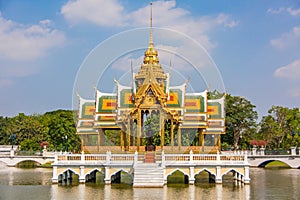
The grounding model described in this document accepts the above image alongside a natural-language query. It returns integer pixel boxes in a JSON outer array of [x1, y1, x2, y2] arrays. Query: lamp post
[[10, 134, 16, 157], [62, 136, 68, 152], [290, 129, 298, 156], [291, 130, 296, 147], [65, 136, 68, 152], [10, 134, 16, 149]]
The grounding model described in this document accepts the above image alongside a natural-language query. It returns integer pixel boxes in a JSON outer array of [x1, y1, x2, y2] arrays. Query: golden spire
[[149, 2, 153, 47], [143, 2, 159, 65]]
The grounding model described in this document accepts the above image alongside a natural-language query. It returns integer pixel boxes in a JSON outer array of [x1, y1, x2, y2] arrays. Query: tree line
[[0, 94, 299, 151], [0, 110, 81, 152], [221, 94, 300, 150]]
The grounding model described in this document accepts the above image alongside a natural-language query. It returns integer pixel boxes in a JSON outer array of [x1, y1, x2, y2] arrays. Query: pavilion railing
[[54, 151, 248, 166]]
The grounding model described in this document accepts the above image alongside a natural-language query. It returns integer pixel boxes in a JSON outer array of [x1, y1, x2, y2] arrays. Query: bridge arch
[[111, 169, 133, 184], [166, 169, 189, 184], [58, 168, 80, 184], [221, 168, 244, 177], [195, 168, 216, 177], [257, 159, 291, 168], [15, 160, 42, 167], [166, 168, 189, 178], [85, 168, 105, 183], [85, 168, 105, 177], [110, 168, 132, 177], [194, 168, 216, 183], [58, 168, 80, 177]]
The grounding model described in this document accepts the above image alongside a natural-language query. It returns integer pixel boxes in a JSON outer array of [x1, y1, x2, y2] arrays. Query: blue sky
[[0, 0, 300, 118]]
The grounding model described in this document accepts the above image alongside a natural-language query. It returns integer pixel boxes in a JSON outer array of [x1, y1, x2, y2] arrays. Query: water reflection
[[0, 167, 299, 200]]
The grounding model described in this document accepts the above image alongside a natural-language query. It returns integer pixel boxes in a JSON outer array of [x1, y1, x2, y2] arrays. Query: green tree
[[144, 113, 160, 146], [0, 116, 10, 145], [224, 94, 258, 150], [143, 113, 171, 146], [45, 110, 81, 152], [7, 113, 48, 150], [259, 106, 300, 149]]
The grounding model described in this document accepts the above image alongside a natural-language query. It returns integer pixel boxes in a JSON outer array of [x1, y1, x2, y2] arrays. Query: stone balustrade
[[53, 150, 248, 166]]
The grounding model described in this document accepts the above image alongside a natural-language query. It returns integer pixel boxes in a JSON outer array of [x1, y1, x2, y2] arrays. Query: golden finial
[[143, 2, 159, 65], [149, 2, 153, 47]]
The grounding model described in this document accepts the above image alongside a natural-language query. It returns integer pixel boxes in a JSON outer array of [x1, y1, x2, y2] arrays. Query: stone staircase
[[133, 162, 164, 187]]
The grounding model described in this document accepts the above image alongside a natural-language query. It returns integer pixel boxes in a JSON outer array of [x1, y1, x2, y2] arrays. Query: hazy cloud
[[61, 0, 125, 26], [288, 88, 300, 97], [287, 7, 300, 16], [270, 26, 300, 49], [0, 14, 65, 61], [267, 7, 300, 16], [0, 13, 65, 88], [61, 0, 238, 51], [274, 59, 300, 79], [267, 7, 286, 14]]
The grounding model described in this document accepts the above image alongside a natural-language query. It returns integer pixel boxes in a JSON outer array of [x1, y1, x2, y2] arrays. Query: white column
[[134, 151, 138, 167], [244, 151, 249, 164], [106, 151, 111, 165], [79, 166, 85, 183], [163, 168, 167, 185], [161, 150, 167, 184], [161, 150, 165, 167], [243, 166, 250, 184], [189, 150, 193, 164], [234, 172, 238, 180], [215, 166, 222, 183], [104, 167, 111, 184], [52, 166, 58, 183], [81, 151, 85, 164], [10, 149, 14, 157], [291, 147, 296, 156], [238, 173, 242, 182], [54, 153, 58, 164], [189, 166, 195, 184], [216, 151, 220, 164]]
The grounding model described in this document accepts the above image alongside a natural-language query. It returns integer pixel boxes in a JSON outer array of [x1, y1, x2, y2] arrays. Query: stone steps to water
[[133, 163, 164, 187]]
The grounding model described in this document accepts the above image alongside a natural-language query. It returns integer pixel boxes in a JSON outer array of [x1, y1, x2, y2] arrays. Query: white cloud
[[0, 14, 65, 61], [0, 13, 65, 88], [288, 88, 300, 97], [274, 59, 300, 79], [129, 2, 238, 51], [270, 26, 300, 49], [61, 0, 238, 51], [286, 7, 300, 16], [61, 0, 125, 26], [267, 7, 300, 16], [111, 53, 143, 71], [267, 7, 285, 14]]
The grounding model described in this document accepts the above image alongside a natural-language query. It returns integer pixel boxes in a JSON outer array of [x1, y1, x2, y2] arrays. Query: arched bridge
[[0, 155, 54, 167], [248, 155, 300, 168]]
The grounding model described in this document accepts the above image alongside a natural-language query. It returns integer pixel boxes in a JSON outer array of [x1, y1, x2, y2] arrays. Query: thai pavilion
[[76, 10, 225, 153]]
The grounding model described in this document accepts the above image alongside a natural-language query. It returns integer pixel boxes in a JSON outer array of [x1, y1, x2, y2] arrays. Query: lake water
[[0, 166, 299, 200]]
